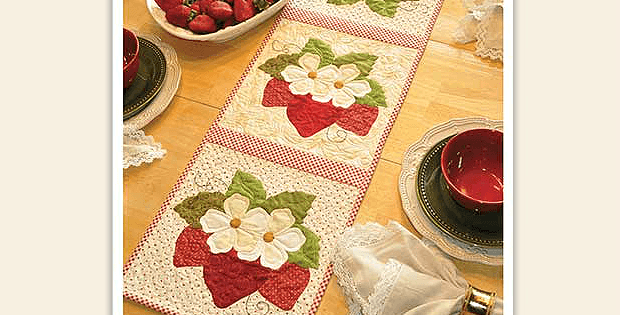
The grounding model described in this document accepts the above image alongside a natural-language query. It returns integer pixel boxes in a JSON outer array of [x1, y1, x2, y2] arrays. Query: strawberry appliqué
[[173, 226, 310, 309], [262, 78, 379, 137]]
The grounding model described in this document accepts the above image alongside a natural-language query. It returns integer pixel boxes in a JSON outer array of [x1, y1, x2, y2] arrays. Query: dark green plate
[[123, 37, 166, 120], [416, 136, 503, 247]]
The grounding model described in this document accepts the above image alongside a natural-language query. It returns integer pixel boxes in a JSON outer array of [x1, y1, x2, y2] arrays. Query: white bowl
[[146, 0, 288, 43]]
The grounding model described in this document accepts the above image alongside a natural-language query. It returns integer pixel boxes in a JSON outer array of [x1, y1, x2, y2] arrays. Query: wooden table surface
[[123, 0, 504, 314]]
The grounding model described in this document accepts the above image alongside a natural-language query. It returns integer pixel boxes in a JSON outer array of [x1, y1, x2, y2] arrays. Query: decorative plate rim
[[398, 117, 504, 265], [123, 32, 181, 132], [123, 37, 167, 121]]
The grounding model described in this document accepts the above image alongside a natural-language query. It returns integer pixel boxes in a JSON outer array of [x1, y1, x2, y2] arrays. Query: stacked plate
[[123, 32, 181, 131], [398, 117, 504, 265]]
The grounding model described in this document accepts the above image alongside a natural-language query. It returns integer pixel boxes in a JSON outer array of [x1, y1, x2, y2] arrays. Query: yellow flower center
[[263, 232, 275, 243], [334, 80, 345, 89], [307, 71, 318, 79], [229, 218, 241, 228]]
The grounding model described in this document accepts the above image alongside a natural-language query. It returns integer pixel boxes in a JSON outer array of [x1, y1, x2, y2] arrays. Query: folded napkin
[[453, 0, 503, 62], [332, 221, 503, 315]]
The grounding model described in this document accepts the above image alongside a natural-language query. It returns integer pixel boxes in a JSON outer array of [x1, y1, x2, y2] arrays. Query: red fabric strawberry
[[207, 1, 233, 20], [189, 14, 217, 33], [286, 94, 344, 137], [262, 78, 295, 107], [202, 250, 274, 308], [173, 226, 212, 267], [259, 262, 310, 310], [155, 0, 183, 12], [166, 5, 194, 28], [336, 103, 379, 136], [233, 0, 256, 22]]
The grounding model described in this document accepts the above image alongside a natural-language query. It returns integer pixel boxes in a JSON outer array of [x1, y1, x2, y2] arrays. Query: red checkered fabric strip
[[206, 125, 372, 190], [307, 263, 335, 315], [280, 6, 427, 50], [124, 292, 183, 315]]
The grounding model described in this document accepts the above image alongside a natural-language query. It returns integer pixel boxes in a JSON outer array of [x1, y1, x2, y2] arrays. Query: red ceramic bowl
[[440, 128, 503, 212], [123, 28, 140, 89]]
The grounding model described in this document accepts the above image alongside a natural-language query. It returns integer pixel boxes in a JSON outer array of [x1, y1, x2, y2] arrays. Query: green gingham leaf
[[355, 78, 387, 107], [259, 191, 316, 224], [287, 224, 320, 269], [365, 0, 400, 17], [173, 192, 226, 229], [300, 38, 335, 68], [332, 53, 379, 77], [225, 171, 267, 208], [257, 53, 302, 80]]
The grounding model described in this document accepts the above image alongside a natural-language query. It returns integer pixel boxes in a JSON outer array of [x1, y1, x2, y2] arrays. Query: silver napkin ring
[[460, 285, 496, 315]]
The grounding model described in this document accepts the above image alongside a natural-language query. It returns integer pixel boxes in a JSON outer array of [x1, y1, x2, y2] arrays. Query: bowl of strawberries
[[147, 0, 287, 42]]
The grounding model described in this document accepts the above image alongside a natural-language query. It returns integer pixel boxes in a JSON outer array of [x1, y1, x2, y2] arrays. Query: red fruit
[[173, 226, 212, 267], [189, 14, 217, 33], [207, 1, 233, 20], [190, 2, 200, 11], [155, 0, 183, 12], [259, 263, 310, 310], [286, 94, 344, 137], [223, 0, 234, 4], [202, 250, 274, 308], [262, 78, 295, 107], [233, 0, 256, 22], [166, 5, 193, 28], [196, 0, 215, 14], [336, 103, 379, 136], [222, 17, 235, 28]]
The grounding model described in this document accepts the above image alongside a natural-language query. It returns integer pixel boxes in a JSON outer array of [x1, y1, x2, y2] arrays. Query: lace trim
[[123, 129, 166, 168], [367, 259, 403, 315], [332, 222, 403, 315]]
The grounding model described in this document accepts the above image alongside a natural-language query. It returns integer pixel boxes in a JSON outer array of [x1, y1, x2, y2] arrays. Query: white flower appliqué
[[281, 54, 372, 109], [200, 193, 269, 255], [237, 208, 307, 270], [281, 53, 339, 99], [312, 64, 372, 108]]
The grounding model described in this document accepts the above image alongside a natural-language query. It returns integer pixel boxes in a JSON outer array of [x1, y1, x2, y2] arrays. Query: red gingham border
[[124, 0, 445, 313], [280, 6, 427, 50], [206, 125, 371, 190]]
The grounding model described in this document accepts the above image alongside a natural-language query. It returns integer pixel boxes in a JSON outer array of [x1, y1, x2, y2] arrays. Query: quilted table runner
[[123, 0, 444, 314]]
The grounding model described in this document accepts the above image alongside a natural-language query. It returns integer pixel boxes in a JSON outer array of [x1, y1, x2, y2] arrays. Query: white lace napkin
[[123, 126, 166, 169], [332, 221, 503, 315], [453, 0, 503, 62]]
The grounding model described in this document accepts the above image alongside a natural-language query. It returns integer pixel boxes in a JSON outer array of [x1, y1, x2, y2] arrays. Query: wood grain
[[123, 0, 504, 313]]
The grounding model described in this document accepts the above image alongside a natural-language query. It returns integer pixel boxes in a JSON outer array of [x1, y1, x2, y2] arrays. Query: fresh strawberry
[[202, 250, 274, 308], [259, 262, 310, 310], [173, 226, 212, 267], [195, 0, 214, 14], [165, 5, 194, 28], [286, 94, 344, 137], [233, 0, 256, 22], [207, 1, 233, 20], [190, 1, 200, 11], [336, 103, 379, 136], [222, 16, 236, 28], [189, 14, 218, 33], [262, 78, 294, 107], [155, 0, 183, 12]]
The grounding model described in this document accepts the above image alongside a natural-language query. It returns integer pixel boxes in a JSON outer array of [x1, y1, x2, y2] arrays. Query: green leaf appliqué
[[287, 224, 320, 269], [173, 192, 226, 229], [257, 53, 301, 80], [225, 171, 267, 208], [355, 78, 387, 107], [300, 38, 335, 68], [365, 0, 400, 17], [259, 191, 316, 224], [333, 53, 378, 77]]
